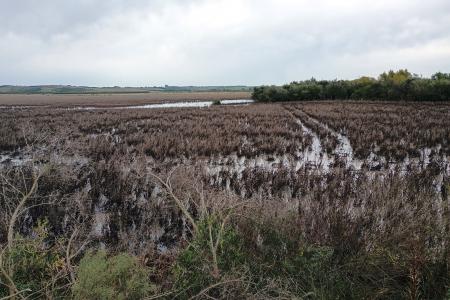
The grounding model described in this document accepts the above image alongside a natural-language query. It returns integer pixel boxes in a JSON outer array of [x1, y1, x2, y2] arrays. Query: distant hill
[[0, 85, 252, 94]]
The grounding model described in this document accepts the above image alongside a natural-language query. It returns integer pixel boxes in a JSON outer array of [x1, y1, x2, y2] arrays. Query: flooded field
[[1, 101, 449, 172], [1, 100, 449, 297], [1, 101, 448, 194], [70, 99, 254, 110]]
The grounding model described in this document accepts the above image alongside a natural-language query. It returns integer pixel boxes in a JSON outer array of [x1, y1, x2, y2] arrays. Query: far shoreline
[[0, 91, 252, 107]]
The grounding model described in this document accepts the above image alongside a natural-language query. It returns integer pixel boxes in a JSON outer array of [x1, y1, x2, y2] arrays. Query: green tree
[[431, 72, 450, 80]]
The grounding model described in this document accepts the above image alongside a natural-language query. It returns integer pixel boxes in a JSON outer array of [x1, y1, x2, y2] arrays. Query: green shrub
[[173, 217, 352, 298], [72, 251, 154, 300], [239, 220, 348, 298], [0, 220, 67, 299], [173, 217, 245, 298]]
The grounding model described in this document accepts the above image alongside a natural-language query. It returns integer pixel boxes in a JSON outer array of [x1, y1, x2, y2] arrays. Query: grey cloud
[[0, 0, 191, 37], [0, 0, 449, 85]]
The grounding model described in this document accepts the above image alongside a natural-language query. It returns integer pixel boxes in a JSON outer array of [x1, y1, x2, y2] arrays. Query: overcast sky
[[1, 0, 450, 86]]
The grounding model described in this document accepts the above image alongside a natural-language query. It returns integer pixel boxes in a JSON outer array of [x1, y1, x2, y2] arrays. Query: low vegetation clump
[[72, 251, 155, 300], [0, 221, 69, 299]]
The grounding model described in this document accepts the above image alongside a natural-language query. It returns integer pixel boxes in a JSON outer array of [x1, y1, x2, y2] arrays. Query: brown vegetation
[[0, 91, 251, 107], [0, 104, 306, 159], [290, 101, 450, 159]]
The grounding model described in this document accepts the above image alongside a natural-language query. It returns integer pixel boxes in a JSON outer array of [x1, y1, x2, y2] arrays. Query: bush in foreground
[[0, 221, 68, 299], [72, 251, 155, 300]]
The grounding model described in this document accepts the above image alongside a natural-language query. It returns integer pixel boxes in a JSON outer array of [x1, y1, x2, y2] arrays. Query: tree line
[[252, 70, 450, 102]]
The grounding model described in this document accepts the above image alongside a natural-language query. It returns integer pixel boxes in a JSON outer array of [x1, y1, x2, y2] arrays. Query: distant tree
[[431, 72, 450, 80], [379, 69, 412, 84], [252, 70, 450, 102]]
